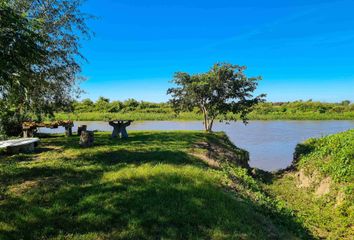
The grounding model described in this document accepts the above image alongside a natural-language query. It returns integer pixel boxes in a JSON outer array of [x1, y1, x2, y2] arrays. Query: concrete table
[[108, 120, 133, 138], [0, 138, 40, 154]]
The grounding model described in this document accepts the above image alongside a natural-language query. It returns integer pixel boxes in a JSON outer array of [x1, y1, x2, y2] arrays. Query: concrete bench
[[0, 138, 40, 154]]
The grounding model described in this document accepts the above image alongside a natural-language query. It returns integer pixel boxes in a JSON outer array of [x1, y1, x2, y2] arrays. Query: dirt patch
[[190, 152, 220, 169], [315, 177, 331, 196], [295, 169, 332, 196], [8, 180, 40, 195], [296, 169, 313, 188], [295, 169, 322, 188], [335, 191, 346, 207], [8, 177, 63, 196]]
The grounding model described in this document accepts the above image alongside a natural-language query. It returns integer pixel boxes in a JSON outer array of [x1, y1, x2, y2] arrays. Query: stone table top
[[0, 138, 40, 148]]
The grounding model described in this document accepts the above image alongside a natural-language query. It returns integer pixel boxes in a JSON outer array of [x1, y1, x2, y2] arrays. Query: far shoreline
[[49, 111, 354, 122]]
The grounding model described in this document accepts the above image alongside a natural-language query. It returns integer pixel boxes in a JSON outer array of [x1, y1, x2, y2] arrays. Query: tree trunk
[[207, 119, 214, 132]]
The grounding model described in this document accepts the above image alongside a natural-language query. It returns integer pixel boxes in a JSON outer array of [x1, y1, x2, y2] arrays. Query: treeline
[[252, 100, 353, 115], [71, 97, 353, 114], [53, 97, 354, 121], [71, 97, 170, 113]]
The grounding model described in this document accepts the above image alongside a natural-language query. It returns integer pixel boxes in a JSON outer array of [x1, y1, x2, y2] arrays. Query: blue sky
[[79, 0, 354, 102]]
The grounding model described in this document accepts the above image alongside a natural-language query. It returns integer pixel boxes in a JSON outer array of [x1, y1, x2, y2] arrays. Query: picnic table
[[22, 120, 74, 137], [0, 138, 40, 154], [108, 120, 133, 138]]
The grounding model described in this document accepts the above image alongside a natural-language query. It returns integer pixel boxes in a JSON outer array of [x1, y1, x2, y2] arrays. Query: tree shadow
[[40, 131, 207, 150], [0, 166, 314, 239], [74, 149, 210, 168], [0, 131, 315, 239]]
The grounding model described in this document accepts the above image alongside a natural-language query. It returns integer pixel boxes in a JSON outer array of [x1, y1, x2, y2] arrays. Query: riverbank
[[263, 129, 354, 239], [52, 111, 354, 121], [0, 131, 311, 239]]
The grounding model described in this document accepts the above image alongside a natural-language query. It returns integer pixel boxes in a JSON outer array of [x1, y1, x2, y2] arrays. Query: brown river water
[[38, 120, 354, 171]]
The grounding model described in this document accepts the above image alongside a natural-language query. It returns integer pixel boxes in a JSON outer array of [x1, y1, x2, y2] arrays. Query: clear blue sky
[[79, 0, 354, 103]]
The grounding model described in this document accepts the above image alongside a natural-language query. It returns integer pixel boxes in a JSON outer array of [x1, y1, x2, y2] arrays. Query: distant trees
[[109, 101, 124, 113], [341, 100, 351, 106], [71, 97, 165, 113], [124, 99, 139, 111], [167, 63, 266, 132], [95, 97, 110, 112], [60, 97, 353, 122], [0, 0, 92, 136]]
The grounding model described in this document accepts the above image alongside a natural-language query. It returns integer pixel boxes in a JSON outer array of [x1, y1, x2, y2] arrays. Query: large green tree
[[0, 0, 92, 136], [167, 63, 266, 132], [0, 3, 48, 136]]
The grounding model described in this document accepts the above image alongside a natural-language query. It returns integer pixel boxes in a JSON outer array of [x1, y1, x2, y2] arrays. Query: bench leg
[[23, 129, 34, 138], [65, 127, 72, 137], [111, 127, 121, 138], [121, 127, 128, 138]]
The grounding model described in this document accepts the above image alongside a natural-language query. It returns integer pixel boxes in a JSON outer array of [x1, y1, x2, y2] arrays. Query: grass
[[0, 131, 312, 239], [294, 129, 354, 182], [264, 129, 354, 239], [52, 111, 354, 121]]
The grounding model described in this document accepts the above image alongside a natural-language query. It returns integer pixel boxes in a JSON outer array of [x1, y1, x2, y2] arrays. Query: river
[[38, 120, 354, 171]]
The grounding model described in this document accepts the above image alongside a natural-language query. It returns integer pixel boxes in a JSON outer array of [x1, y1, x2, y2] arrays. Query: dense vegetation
[[295, 129, 354, 182], [0, 131, 312, 239], [265, 129, 354, 239], [52, 98, 354, 121]]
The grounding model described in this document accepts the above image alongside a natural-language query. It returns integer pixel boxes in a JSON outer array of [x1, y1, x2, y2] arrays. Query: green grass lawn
[[0, 131, 310, 239]]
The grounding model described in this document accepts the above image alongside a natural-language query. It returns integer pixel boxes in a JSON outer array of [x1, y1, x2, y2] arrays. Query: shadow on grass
[[75, 149, 209, 168], [0, 167, 313, 239], [41, 131, 207, 150], [0, 131, 314, 239]]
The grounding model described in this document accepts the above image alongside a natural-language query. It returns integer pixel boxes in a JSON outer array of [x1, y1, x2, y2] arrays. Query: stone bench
[[0, 138, 40, 154]]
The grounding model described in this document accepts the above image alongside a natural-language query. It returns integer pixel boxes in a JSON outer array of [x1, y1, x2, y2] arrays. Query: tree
[[73, 98, 94, 112], [95, 97, 110, 112], [0, 0, 92, 136], [108, 101, 123, 113], [167, 63, 266, 132], [341, 100, 351, 106], [0, 3, 48, 136], [124, 98, 139, 110]]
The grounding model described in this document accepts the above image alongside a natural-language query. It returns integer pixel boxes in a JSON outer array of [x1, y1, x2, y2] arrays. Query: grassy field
[[264, 129, 354, 239], [0, 131, 312, 239], [53, 111, 354, 121]]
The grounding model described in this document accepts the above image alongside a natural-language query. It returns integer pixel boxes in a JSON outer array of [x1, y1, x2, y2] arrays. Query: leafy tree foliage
[[167, 63, 266, 131], [341, 100, 351, 106], [108, 101, 124, 113], [124, 98, 140, 111], [0, 3, 47, 136], [0, 0, 92, 136], [95, 96, 110, 112]]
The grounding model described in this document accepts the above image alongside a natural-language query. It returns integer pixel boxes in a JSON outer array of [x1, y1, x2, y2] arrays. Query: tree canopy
[[0, 0, 92, 136], [167, 63, 266, 131]]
